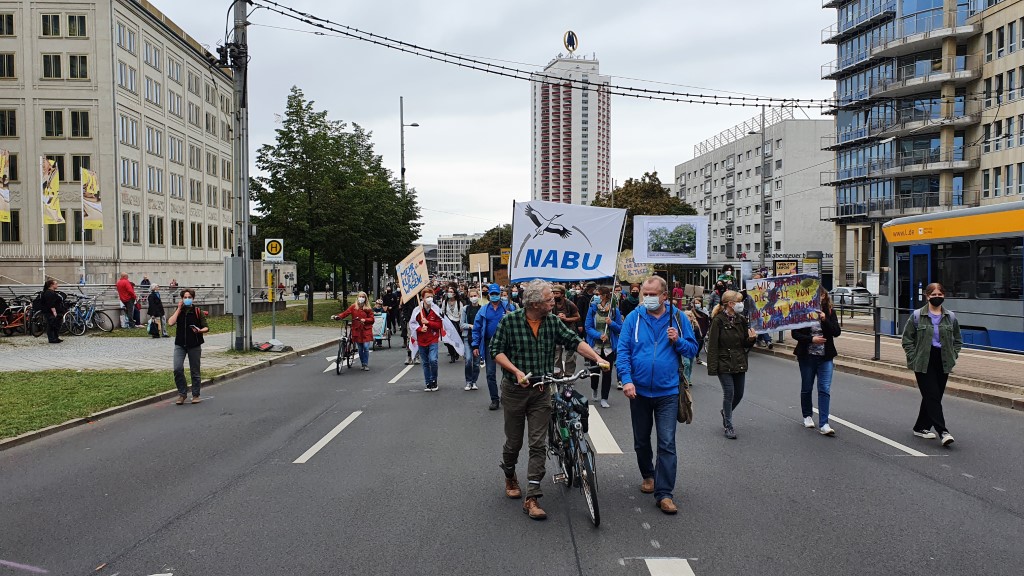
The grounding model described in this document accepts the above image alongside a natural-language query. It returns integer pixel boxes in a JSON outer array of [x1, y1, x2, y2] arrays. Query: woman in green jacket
[[707, 290, 756, 439], [901, 282, 962, 447]]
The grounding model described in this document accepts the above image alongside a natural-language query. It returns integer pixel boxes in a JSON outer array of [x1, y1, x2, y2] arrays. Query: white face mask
[[733, 302, 745, 314], [357, 297, 366, 304], [447, 292, 454, 298], [424, 297, 433, 307], [469, 296, 479, 305], [642, 295, 661, 311]]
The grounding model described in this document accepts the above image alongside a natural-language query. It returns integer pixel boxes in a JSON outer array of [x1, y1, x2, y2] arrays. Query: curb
[[0, 339, 339, 452], [752, 346, 1024, 412]]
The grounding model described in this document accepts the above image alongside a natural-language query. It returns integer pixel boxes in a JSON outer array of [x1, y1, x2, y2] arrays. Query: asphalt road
[[2, 343, 1022, 576]]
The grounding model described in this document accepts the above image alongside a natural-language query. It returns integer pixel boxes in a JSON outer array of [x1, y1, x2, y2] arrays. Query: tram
[[880, 202, 1024, 352]]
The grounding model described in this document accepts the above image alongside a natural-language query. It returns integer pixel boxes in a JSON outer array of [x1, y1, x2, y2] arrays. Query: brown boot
[[657, 498, 678, 515], [640, 478, 655, 494], [175, 395, 186, 405], [504, 475, 522, 499], [522, 496, 547, 520]]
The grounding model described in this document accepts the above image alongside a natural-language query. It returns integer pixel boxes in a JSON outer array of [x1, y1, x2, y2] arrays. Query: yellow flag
[[41, 157, 64, 225], [0, 149, 10, 223], [81, 168, 103, 230]]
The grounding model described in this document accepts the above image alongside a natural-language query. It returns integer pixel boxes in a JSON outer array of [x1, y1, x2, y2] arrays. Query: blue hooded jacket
[[471, 299, 515, 359], [616, 304, 699, 398], [584, 301, 622, 350]]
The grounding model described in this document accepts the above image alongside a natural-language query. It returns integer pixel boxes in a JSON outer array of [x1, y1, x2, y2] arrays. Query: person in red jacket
[[410, 288, 444, 391], [333, 291, 375, 371], [115, 272, 138, 328]]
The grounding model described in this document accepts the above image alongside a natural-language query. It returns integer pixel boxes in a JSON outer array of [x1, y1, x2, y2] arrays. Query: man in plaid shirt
[[490, 278, 609, 520]]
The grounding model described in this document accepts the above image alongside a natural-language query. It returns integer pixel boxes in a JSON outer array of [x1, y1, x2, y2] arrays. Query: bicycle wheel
[[578, 435, 600, 527], [336, 338, 345, 375], [547, 415, 573, 487], [60, 312, 74, 335], [93, 311, 114, 332], [30, 311, 47, 338], [70, 315, 87, 336], [344, 341, 356, 368]]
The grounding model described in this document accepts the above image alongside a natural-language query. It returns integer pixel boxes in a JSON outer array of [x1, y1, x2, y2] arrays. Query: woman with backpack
[[791, 290, 841, 436], [706, 290, 756, 439], [168, 288, 209, 404], [901, 282, 961, 446]]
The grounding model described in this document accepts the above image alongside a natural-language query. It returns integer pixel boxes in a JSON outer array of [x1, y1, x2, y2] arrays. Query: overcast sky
[[160, 0, 835, 245]]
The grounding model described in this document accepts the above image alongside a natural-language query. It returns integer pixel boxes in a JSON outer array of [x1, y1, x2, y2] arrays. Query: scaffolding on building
[[694, 104, 796, 157]]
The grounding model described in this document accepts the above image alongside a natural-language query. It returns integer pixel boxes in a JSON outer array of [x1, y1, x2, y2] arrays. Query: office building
[[436, 233, 482, 278], [0, 0, 235, 286], [674, 108, 835, 278], [531, 55, 611, 205]]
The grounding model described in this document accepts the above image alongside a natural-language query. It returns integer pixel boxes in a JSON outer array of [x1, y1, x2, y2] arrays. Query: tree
[[461, 223, 512, 269], [252, 87, 421, 320], [588, 171, 697, 250]]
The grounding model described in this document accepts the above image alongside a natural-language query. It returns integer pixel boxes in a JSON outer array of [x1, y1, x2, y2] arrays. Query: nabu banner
[[510, 200, 625, 283]]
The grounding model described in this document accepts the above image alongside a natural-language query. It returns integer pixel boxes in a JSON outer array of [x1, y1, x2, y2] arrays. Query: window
[[1020, 163, 1024, 195], [144, 77, 162, 105], [70, 155, 89, 181], [0, 14, 13, 36], [146, 166, 163, 194], [70, 110, 89, 138], [223, 227, 233, 250], [205, 83, 216, 105], [41, 14, 60, 37], [42, 54, 61, 79], [0, 109, 15, 137], [67, 14, 86, 37], [7, 153, 17, 180], [997, 26, 1006, 59], [190, 221, 203, 248], [775, 159, 782, 170], [1011, 22, 1018, 54], [206, 152, 218, 176], [221, 188, 232, 210], [116, 23, 136, 53], [207, 183, 217, 206], [43, 109, 62, 137], [1009, 69, 1017, 101], [170, 219, 185, 247], [994, 166, 1002, 197], [775, 180, 782, 190], [207, 224, 218, 249], [168, 135, 183, 164], [188, 144, 201, 170], [45, 154, 64, 181], [187, 102, 201, 127], [983, 124, 991, 153], [187, 71, 200, 95], [986, 31, 994, 61], [118, 115, 138, 146], [119, 157, 138, 188], [205, 112, 216, 136], [167, 58, 181, 83], [145, 127, 163, 156], [982, 169, 991, 198], [169, 173, 184, 199], [1006, 164, 1015, 197], [774, 221, 782, 231], [148, 215, 164, 245], [168, 90, 182, 117], [189, 178, 202, 203], [69, 55, 87, 79], [117, 61, 137, 92], [0, 53, 13, 78], [143, 41, 161, 71], [976, 238, 1022, 299], [46, 210, 67, 242], [774, 200, 782, 210], [221, 159, 231, 180], [0, 209, 19, 241], [1007, 117, 1016, 149], [73, 210, 93, 242]]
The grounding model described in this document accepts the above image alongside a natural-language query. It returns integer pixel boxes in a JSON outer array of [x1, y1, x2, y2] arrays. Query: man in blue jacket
[[473, 283, 516, 410], [617, 275, 699, 515]]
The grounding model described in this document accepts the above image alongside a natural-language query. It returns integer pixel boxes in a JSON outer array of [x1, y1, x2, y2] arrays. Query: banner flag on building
[[81, 168, 103, 230], [632, 215, 709, 264], [395, 245, 429, 304], [745, 273, 823, 334], [41, 157, 64, 225], [0, 149, 10, 223], [510, 200, 625, 283]]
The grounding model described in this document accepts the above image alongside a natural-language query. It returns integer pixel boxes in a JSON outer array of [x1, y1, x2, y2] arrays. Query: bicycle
[[525, 367, 603, 527], [0, 296, 32, 336], [332, 320, 358, 375], [66, 296, 114, 335]]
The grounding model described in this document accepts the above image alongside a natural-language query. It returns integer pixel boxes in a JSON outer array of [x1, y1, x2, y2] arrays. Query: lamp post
[[749, 105, 768, 270], [399, 96, 419, 196]]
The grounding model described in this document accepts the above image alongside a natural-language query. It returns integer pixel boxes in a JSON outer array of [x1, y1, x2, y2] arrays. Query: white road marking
[[586, 406, 622, 454], [388, 364, 416, 384], [645, 558, 696, 576], [813, 409, 927, 457], [293, 411, 363, 464]]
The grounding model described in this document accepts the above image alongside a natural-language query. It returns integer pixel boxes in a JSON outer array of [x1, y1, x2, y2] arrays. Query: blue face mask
[[500, 297, 509, 304], [183, 298, 193, 306], [490, 294, 500, 302], [591, 295, 601, 306]]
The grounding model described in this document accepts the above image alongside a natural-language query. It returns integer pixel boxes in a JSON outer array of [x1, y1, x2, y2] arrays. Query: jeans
[[485, 349, 499, 402], [501, 377, 552, 498], [419, 342, 439, 385], [914, 347, 949, 435], [757, 332, 773, 346], [173, 345, 202, 397], [682, 356, 693, 384], [122, 299, 136, 327], [629, 393, 679, 501], [589, 349, 616, 400], [357, 341, 371, 367], [463, 336, 480, 385], [717, 372, 746, 428], [799, 355, 833, 427]]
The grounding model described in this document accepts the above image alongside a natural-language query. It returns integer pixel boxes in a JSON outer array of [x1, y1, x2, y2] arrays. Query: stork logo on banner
[[515, 204, 593, 268]]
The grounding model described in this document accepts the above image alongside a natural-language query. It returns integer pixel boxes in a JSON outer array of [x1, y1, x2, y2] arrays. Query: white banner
[[510, 200, 625, 283], [395, 246, 429, 304], [632, 215, 709, 264]]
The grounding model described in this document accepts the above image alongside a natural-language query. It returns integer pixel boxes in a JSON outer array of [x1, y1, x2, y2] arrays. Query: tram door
[[909, 245, 932, 309]]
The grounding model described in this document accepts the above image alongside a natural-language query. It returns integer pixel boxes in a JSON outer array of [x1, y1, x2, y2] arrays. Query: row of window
[[927, 238, 1022, 300], [983, 18, 1024, 62], [981, 163, 1024, 198], [0, 13, 89, 38], [0, 53, 90, 80], [981, 114, 1024, 153], [982, 66, 1024, 109], [712, 243, 763, 256]]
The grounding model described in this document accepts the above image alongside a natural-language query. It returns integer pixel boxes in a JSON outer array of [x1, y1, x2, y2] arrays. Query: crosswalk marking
[[645, 558, 696, 576], [587, 405, 623, 454]]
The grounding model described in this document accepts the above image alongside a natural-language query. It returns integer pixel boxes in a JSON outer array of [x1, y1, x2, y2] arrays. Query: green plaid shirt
[[489, 309, 582, 379]]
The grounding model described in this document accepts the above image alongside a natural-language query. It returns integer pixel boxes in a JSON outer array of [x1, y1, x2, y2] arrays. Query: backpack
[[910, 308, 955, 330]]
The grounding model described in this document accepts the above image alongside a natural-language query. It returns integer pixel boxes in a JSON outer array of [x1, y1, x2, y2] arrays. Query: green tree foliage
[[461, 223, 512, 269], [251, 86, 421, 320], [588, 171, 697, 249]]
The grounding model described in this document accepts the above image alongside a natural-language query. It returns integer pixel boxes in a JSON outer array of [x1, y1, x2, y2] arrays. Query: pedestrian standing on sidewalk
[[41, 279, 64, 344], [460, 288, 482, 391], [333, 291, 375, 371], [167, 289, 209, 405], [902, 282, 961, 446], [585, 285, 622, 407], [147, 284, 169, 338], [706, 290, 756, 439], [792, 290, 841, 436], [116, 272, 138, 328]]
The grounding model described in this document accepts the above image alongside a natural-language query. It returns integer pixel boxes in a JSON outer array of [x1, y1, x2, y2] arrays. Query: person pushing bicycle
[[488, 279, 609, 521]]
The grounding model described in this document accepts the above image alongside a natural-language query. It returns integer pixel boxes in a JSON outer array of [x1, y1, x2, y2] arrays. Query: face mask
[[469, 296, 479, 305], [928, 296, 944, 307], [630, 291, 639, 299], [183, 298, 193, 307], [500, 297, 509, 304], [358, 297, 366, 304], [447, 292, 454, 298], [490, 294, 500, 302], [733, 302, 745, 314], [643, 296, 661, 311], [424, 297, 433, 307], [511, 292, 518, 297]]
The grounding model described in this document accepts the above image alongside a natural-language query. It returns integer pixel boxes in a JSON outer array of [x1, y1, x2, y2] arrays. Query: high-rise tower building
[[531, 56, 611, 205]]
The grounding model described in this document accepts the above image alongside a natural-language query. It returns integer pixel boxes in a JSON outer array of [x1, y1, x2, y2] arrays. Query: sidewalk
[[0, 326, 342, 374], [756, 319, 1024, 411]]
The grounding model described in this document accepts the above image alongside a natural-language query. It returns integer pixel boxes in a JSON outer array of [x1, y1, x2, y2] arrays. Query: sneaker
[[600, 399, 610, 409], [913, 430, 937, 439], [470, 384, 479, 390], [820, 423, 836, 436], [175, 395, 186, 405], [361, 365, 369, 371], [725, 427, 737, 439], [940, 432, 955, 446], [414, 358, 421, 364], [616, 384, 623, 390], [190, 396, 202, 404], [803, 416, 815, 429], [767, 342, 774, 350], [424, 385, 432, 392], [488, 400, 500, 410], [592, 392, 599, 402], [464, 384, 472, 391], [432, 383, 439, 391]]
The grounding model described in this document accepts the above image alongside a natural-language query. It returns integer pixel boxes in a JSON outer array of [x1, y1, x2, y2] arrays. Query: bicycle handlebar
[[525, 367, 601, 387]]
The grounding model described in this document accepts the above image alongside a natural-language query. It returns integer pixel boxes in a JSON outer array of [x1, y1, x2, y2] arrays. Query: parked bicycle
[[66, 296, 114, 335], [526, 367, 603, 527], [0, 296, 32, 336]]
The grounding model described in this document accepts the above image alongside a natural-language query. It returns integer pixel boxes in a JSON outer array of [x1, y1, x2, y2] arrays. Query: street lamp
[[748, 105, 767, 270], [399, 96, 419, 196]]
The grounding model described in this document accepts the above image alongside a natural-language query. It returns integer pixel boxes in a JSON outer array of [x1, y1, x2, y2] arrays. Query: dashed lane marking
[[586, 405, 623, 454], [293, 411, 363, 464], [388, 364, 416, 384], [645, 558, 696, 576], [0, 559, 49, 574], [813, 408, 927, 457]]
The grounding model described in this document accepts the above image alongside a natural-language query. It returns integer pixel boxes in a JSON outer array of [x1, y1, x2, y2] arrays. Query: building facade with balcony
[[530, 56, 611, 205], [674, 109, 835, 275], [436, 233, 482, 278], [821, 0, 1024, 285], [0, 0, 235, 287]]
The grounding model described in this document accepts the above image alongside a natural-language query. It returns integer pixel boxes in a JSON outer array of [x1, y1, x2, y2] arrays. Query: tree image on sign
[[647, 223, 697, 257]]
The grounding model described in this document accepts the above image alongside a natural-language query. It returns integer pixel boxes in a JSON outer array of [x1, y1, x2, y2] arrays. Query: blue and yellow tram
[[880, 202, 1024, 352]]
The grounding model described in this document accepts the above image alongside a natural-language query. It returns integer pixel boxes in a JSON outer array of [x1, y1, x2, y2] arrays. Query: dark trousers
[[122, 299, 136, 327], [173, 345, 202, 397], [589, 349, 616, 400], [717, 372, 746, 428], [500, 377, 551, 498], [914, 347, 949, 434], [629, 393, 678, 501], [46, 313, 61, 342]]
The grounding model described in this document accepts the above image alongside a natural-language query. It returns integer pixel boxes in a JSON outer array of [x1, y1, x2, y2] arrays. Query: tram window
[[935, 242, 973, 298], [975, 238, 1023, 299]]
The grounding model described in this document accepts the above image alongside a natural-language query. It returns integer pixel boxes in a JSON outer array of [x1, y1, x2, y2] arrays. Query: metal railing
[[821, 0, 897, 43]]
